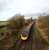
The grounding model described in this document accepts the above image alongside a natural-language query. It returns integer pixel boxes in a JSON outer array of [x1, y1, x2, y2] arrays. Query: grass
[[0, 21, 8, 26]]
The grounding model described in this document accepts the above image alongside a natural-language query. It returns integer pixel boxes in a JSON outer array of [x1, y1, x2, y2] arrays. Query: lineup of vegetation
[[36, 15, 49, 50], [0, 15, 49, 50], [0, 15, 33, 48], [38, 15, 49, 29], [37, 15, 49, 37]]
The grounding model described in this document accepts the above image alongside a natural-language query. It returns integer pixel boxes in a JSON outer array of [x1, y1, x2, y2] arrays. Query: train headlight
[[20, 34, 28, 40]]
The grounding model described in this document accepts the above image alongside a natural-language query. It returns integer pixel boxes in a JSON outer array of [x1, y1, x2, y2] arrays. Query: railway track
[[0, 22, 48, 50], [15, 22, 36, 50]]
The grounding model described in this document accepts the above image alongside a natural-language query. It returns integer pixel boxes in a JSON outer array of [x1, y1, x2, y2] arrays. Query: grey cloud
[[0, 0, 49, 21]]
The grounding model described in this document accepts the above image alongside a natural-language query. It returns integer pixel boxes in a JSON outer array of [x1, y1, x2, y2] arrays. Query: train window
[[21, 31, 28, 37]]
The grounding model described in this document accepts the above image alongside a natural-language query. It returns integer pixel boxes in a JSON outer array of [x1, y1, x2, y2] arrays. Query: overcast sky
[[0, 0, 49, 21]]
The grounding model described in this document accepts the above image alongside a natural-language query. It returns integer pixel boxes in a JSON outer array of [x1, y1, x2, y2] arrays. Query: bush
[[38, 16, 49, 29], [8, 15, 25, 29]]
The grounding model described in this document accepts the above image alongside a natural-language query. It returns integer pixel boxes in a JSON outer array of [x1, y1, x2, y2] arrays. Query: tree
[[8, 15, 25, 30]]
